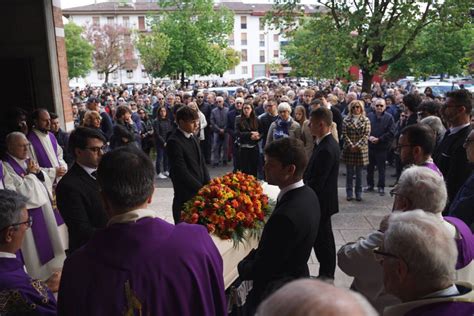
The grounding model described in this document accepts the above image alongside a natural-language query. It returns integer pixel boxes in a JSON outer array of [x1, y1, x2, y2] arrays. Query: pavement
[[150, 163, 395, 289]]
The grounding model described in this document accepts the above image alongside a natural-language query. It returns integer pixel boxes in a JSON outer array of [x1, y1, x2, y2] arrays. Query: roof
[[62, 1, 323, 17]]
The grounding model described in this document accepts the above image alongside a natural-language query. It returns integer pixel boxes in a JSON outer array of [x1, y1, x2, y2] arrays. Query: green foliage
[[268, 0, 473, 91], [64, 22, 93, 79], [153, 0, 234, 84], [386, 23, 474, 78], [135, 26, 170, 78]]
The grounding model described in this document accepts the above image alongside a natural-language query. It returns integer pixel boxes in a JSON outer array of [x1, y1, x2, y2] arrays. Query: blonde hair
[[82, 110, 101, 127], [348, 100, 366, 117]]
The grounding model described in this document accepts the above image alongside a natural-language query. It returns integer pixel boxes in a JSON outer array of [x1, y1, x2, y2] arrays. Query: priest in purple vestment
[[0, 190, 58, 315], [380, 210, 474, 316], [57, 146, 226, 316]]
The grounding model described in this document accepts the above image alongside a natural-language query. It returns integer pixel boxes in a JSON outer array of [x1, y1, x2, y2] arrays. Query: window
[[259, 18, 265, 31], [98, 72, 104, 80], [260, 50, 265, 63], [92, 17, 100, 27], [138, 16, 145, 30], [241, 33, 247, 46], [142, 69, 148, 78], [228, 34, 234, 46], [122, 16, 129, 28], [274, 50, 279, 58], [241, 49, 248, 62], [240, 16, 247, 29], [273, 34, 279, 42], [112, 71, 119, 80], [242, 66, 248, 74], [126, 70, 133, 79], [107, 16, 114, 25], [259, 34, 265, 47]]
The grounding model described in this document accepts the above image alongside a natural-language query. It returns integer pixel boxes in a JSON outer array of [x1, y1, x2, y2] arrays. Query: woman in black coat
[[235, 103, 260, 177], [152, 106, 174, 178]]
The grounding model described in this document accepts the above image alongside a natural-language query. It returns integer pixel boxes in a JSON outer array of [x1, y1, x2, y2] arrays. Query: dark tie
[[91, 171, 97, 179]]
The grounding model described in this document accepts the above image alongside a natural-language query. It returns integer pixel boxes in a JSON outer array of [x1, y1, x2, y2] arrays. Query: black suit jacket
[[56, 163, 108, 253], [238, 186, 320, 303], [303, 134, 340, 220], [166, 129, 210, 213], [434, 125, 472, 205]]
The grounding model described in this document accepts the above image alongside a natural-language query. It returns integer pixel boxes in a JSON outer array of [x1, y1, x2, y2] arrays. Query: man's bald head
[[257, 279, 377, 316]]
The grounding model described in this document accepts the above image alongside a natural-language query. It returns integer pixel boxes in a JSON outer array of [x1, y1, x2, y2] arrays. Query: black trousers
[[314, 216, 336, 279], [367, 149, 388, 188]]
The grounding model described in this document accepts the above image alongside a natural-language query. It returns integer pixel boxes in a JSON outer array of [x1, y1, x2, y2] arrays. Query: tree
[[135, 26, 170, 79], [268, 0, 472, 92], [153, 0, 234, 86], [85, 23, 135, 83], [64, 22, 93, 79], [386, 22, 474, 79]]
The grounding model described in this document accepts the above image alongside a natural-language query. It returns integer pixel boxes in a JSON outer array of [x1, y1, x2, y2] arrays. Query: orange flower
[[236, 212, 246, 221]]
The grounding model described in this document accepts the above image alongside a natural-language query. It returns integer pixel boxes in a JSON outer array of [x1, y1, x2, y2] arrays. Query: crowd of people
[[0, 77, 473, 315]]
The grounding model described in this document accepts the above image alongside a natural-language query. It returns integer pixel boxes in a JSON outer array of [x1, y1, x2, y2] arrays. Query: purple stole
[[422, 161, 443, 177], [4, 155, 55, 265], [27, 131, 65, 226], [0, 161, 4, 188], [27, 131, 60, 168], [444, 216, 474, 269]]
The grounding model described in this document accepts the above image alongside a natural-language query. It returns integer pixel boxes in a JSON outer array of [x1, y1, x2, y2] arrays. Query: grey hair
[[420, 116, 446, 136], [278, 102, 292, 114], [0, 190, 28, 232], [6, 132, 27, 151], [385, 210, 457, 288], [257, 279, 378, 316], [397, 166, 447, 214]]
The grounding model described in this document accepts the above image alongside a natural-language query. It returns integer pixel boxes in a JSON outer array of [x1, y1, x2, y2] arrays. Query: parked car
[[414, 81, 460, 97]]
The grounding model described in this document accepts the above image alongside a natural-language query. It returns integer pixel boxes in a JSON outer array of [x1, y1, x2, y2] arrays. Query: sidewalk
[[150, 164, 395, 288]]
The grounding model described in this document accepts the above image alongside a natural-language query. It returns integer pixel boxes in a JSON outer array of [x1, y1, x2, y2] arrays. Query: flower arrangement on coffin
[[182, 171, 271, 246]]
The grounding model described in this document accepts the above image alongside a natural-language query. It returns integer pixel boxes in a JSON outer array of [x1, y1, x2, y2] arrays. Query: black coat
[[56, 163, 108, 254], [303, 134, 340, 220], [238, 185, 320, 305], [434, 125, 472, 206], [166, 129, 210, 222]]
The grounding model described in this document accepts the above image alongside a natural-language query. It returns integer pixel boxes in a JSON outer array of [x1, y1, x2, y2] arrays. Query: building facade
[[63, 1, 320, 86]]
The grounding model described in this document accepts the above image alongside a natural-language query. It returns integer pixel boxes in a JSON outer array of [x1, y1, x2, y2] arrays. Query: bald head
[[257, 279, 377, 316], [6, 132, 29, 160]]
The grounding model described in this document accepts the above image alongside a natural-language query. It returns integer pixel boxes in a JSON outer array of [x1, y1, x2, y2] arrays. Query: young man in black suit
[[238, 137, 320, 315], [56, 127, 108, 254], [167, 106, 210, 224], [303, 107, 341, 282], [434, 89, 473, 210]]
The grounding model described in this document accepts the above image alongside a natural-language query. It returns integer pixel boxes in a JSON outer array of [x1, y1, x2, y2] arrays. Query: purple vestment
[[422, 161, 443, 177], [27, 131, 65, 226], [58, 217, 226, 316], [0, 257, 57, 315], [444, 216, 474, 269], [4, 156, 55, 265], [0, 160, 4, 187]]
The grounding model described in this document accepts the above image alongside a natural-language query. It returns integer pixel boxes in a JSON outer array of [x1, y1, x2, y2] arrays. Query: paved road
[[151, 163, 396, 288]]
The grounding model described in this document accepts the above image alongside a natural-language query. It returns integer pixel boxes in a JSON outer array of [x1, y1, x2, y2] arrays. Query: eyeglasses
[[373, 247, 398, 262], [243, 107, 252, 110], [389, 188, 400, 197], [375, 104, 384, 108], [395, 144, 413, 152], [352, 106, 361, 109], [0, 216, 33, 232], [85, 145, 106, 153], [197, 96, 204, 98]]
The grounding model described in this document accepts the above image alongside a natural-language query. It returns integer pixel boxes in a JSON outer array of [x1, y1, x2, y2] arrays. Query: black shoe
[[364, 187, 374, 193], [378, 188, 385, 196], [346, 196, 353, 201], [356, 196, 362, 201]]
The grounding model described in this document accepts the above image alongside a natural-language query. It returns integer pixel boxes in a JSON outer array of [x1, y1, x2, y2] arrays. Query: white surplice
[[3, 155, 66, 281], [0, 161, 15, 190], [27, 129, 68, 250]]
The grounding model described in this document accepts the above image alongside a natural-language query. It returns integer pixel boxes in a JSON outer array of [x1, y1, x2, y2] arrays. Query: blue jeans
[[155, 146, 169, 174], [346, 164, 363, 198]]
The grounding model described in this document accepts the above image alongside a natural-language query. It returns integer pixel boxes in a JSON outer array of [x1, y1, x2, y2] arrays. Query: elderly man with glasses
[[380, 210, 474, 316], [3, 132, 66, 282], [365, 98, 395, 196], [0, 190, 59, 315], [338, 165, 474, 313]]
